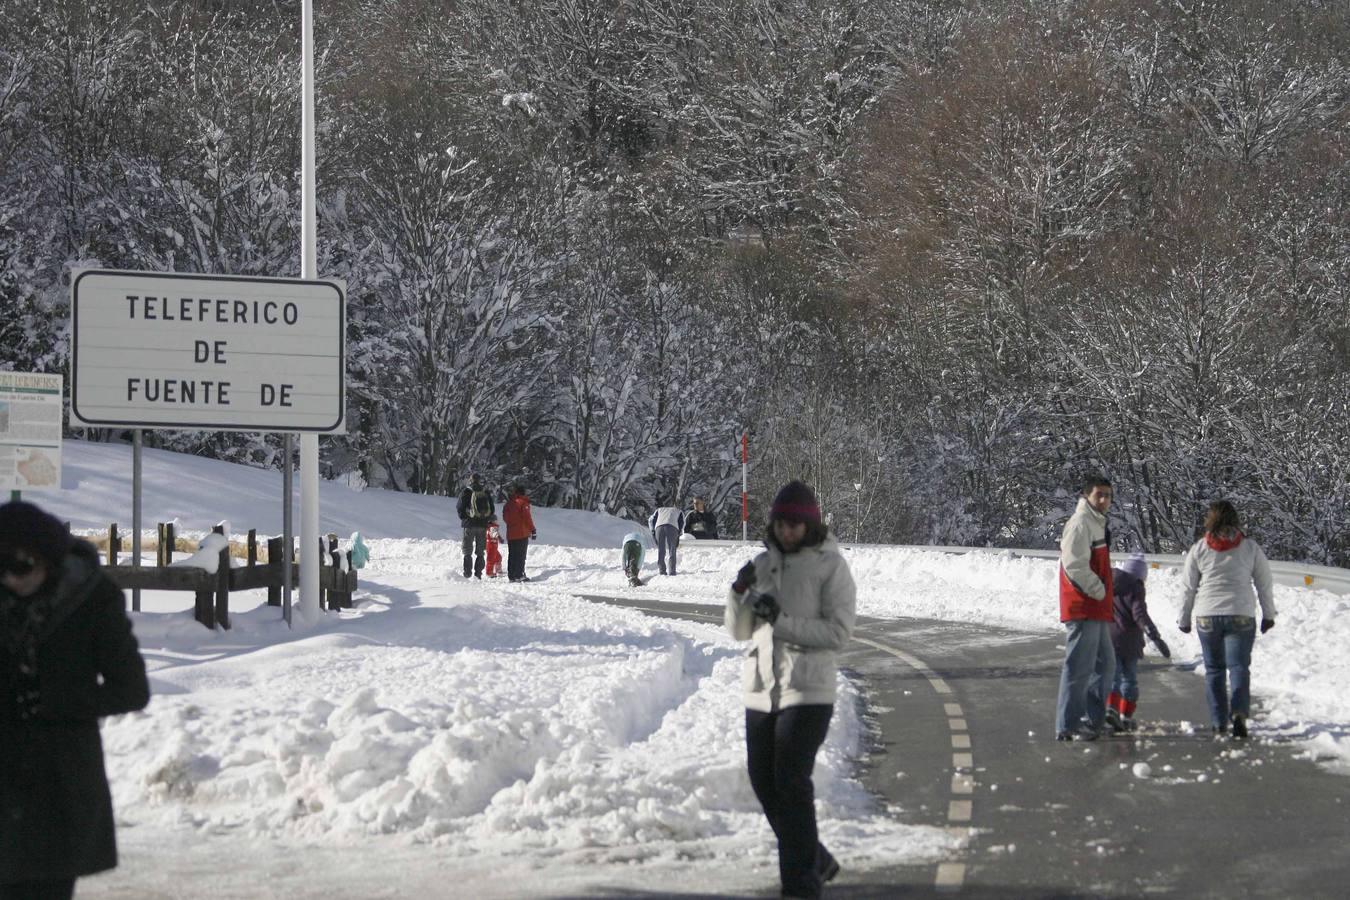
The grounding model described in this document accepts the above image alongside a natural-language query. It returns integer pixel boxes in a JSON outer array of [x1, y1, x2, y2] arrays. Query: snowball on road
[[31, 440, 1350, 898]]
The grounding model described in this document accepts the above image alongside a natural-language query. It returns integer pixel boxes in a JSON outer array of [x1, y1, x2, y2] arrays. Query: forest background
[[1, 0, 1346, 565]]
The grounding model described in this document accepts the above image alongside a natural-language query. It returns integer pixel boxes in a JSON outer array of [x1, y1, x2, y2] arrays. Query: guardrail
[[683, 537, 1350, 597]]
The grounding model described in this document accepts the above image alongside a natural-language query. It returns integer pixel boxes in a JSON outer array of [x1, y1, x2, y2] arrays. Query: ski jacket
[[1059, 497, 1113, 622], [725, 532, 857, 712], [0, 541, 150, 881], [684, 510, 719, 539], [457, 486, 495, 528], [485, 525, 503, 571], [1109, 569, 1161, 663], [649, 506, 685, 533], [502, 495, 535, 541], [1177, 531, 1276, 629]]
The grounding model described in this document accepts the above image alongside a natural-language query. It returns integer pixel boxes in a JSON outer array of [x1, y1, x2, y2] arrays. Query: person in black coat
[[455, 474, 495, 579], [684, 497, 720, 540], [1, 501, 150, 900]]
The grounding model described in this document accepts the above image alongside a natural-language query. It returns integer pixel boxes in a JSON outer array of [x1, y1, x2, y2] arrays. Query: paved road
[[578, 596, 1349, 899]]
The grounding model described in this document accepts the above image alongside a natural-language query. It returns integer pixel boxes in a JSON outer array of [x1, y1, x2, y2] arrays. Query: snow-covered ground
[[26, 441, 1350, 898]]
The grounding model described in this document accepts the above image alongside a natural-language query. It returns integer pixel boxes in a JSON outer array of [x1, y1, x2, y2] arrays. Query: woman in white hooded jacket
[[726, 481, 856, 900], [1178, 500, 1276, 738]]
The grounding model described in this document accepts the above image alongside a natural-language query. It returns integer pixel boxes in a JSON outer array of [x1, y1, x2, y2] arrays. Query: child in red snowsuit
[[485, 519, 504, 578]]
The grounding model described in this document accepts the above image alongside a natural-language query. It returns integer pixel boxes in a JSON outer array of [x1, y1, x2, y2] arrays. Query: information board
[[0, 372, 63, 490]]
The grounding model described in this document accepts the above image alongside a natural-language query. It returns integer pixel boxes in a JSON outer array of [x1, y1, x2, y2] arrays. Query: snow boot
[[1231, 714, 1249, 739], [1104, 707, 1124, 733]]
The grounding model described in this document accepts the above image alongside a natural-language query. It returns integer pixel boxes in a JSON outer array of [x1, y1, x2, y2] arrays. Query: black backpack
[[469, 489, 491, 519]]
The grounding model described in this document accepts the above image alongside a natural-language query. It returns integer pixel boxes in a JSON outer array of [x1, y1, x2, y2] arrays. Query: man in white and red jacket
[[1054, 476, 1117, 741]]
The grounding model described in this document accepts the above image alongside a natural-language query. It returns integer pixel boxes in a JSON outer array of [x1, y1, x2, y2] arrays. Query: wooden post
[[107, 523, 120, 566], [158, 522, 177, 567], [247, 529, 257, 567], [194, 581, 213, 629], [215, 545, 230, 630], [267, 537, 283, 607]]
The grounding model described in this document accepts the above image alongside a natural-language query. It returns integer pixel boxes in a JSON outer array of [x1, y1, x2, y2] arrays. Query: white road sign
[[0, 371, 63, 490], [71, 269, 345, 432]]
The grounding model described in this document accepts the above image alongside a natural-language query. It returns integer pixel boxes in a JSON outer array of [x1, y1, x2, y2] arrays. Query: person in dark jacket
[[1105, 552, 1170, 732], [684, 497, 719, 540], [1, 501, 150, 900], [456, 474, 495, 579]]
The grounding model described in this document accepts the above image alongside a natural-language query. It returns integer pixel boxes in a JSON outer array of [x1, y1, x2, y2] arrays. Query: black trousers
[[0, 880, 76, 900], [507, 537, 529, 581], [746, 704, 835, 899]]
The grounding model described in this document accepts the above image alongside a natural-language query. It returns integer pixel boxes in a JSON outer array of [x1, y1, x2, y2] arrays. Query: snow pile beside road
[[102, 561, 954, 880]]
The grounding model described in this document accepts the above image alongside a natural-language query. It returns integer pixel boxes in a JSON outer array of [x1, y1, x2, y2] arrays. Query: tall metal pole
[[298, 0, 321, 623], [131, 429, 142, 612], [741, 430, 749, 542], [283, 433, 294, 625]]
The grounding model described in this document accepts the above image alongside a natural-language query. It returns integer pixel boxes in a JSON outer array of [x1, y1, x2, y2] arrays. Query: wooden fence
[[100, 522, 358, 630]]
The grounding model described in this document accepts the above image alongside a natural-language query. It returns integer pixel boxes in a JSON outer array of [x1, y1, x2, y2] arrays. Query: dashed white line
[[936, 862, 967, 892], [853, 632, 973, 893]]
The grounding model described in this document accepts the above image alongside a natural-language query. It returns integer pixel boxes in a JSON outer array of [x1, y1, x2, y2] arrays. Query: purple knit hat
[[770, 481, 821, 524], [1122, 552, 1149, 581]]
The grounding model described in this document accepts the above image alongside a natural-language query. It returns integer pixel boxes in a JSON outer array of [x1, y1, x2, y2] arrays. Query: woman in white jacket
[[726, 481, 856, 900], [1177, 500, 1277, 738]]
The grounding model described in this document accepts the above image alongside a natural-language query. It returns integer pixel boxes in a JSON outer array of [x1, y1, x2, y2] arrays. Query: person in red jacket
[[501, 483, 536, 583], [1054, 475, 1116, 741], [484, 518, 504, 578]]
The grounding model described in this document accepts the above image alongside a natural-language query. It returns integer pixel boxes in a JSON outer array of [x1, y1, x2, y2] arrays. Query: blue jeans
[[1056, 620, 1115, 734], [1196, 615, 1256, 727], [1112, 655, 1139, 704]]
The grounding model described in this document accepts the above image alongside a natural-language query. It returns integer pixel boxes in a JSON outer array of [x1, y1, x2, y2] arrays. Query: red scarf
[[1206, 530, 1244, 552]]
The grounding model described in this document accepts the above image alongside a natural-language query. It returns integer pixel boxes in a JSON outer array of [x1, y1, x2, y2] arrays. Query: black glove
[[1178, 624, 1191, 635], [751, 592, 780, 624], [733, 561, 757, 594], [530, 530, 537, 541], [1260, 618, 1275, 634], [1151, 636, 1171, 659]]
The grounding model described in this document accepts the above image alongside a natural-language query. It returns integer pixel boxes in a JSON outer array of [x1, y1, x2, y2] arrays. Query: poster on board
[[0, 372, 63, 490]]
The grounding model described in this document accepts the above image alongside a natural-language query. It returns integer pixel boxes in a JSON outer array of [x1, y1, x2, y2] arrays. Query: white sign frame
[[71, 269, 345, 433], [0, 371, 63, 490]]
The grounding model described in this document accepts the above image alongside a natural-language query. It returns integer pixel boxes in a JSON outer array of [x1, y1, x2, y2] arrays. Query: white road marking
[[936, 863, 967, 891], [853, 632, 973, 893]]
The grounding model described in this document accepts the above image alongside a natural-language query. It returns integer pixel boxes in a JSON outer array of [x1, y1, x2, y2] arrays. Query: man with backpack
[[457, 474, 495, 579]]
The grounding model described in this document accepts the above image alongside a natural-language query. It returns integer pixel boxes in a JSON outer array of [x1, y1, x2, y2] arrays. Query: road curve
[[577, 596, 1349, 899]]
